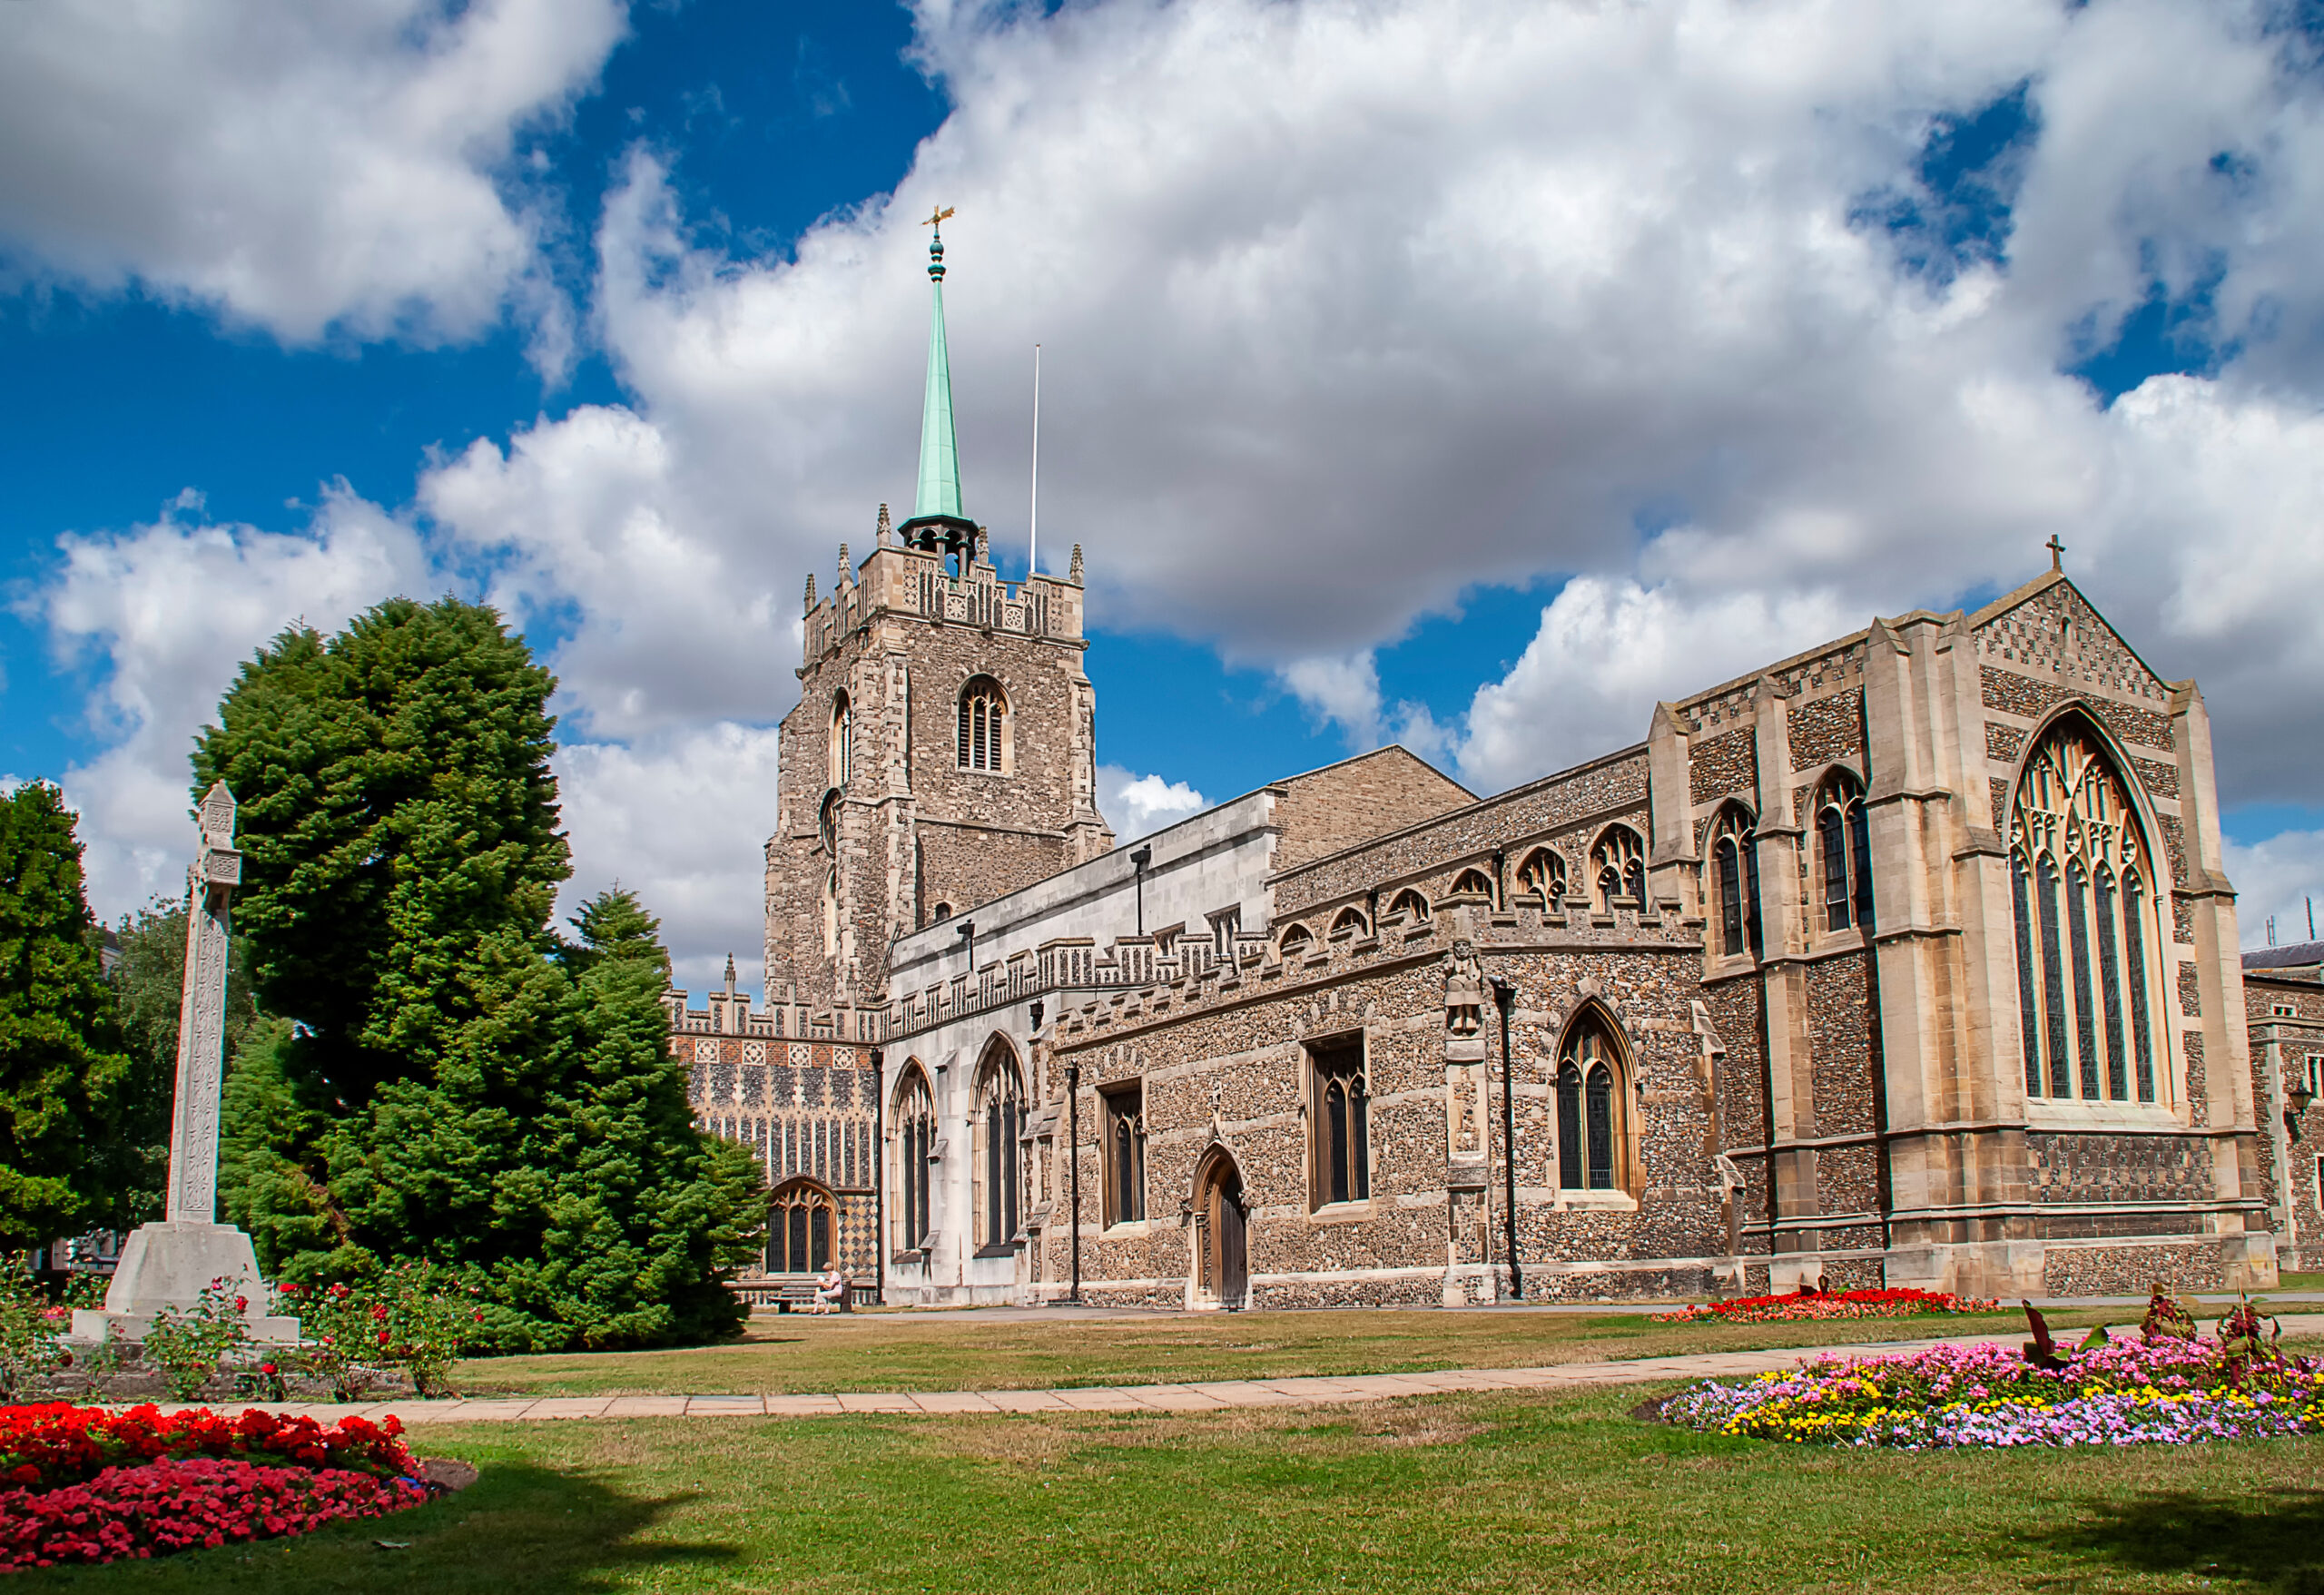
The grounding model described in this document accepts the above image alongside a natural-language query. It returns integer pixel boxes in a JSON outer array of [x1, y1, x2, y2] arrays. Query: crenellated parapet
[[800, 533, 1084, 674]]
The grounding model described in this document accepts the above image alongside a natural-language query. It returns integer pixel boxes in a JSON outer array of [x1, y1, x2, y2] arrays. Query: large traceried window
[[894, 1067, 935, 1255], [829, 692, 852, 788], [1591, 825, 1647, 912], [1103, 1083, 1146, 1226], [767, 1179, 834, 1274], [1555, 1014, 1627, 1191], [1709, 807, 1761, 959], [2009, 720, 2162, 1105], [957, 676, 1008, 772], [1308, 1036, 1369, 1207], [974, 1044, 1025, 1250], [1814, 770, 1875, 933]]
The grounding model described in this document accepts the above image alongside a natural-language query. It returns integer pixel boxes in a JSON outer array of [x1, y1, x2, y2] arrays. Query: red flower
[[232, 1296, 248, 1313]]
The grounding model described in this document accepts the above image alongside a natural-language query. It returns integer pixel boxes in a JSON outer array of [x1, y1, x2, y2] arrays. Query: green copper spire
[[913, 209, 964, 524]]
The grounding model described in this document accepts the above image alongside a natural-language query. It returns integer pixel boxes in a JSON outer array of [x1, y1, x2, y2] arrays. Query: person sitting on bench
[[811, 1265, 847, 1314]]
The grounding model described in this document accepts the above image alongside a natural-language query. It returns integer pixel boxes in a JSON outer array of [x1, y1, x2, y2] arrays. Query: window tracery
[[1309, 1039, 1369, 1206], [1590, 825, 1647, 911], [766, 1179, 835, 1274], [1449, 867, 1495, 901], [957, 676, 1007, 772], [1277, 923, 1314, 956], [973, 1044, 1025, 1249], [1708, 807, 1760, 959], [1814, 770, 1874, 933], [2009, 721, 2162, 1104], [1555, 1014, 1628, 1191], [1515, 847, 1566, 905], [1331, 906, 1370, 937], [1104, 1084, 1146, 1226], [1387, 889, 1431, 923], [894, 1068, 935, 1255]]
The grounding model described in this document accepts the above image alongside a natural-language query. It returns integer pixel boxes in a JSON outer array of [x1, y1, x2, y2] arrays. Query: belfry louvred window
[[957, 677, 1006, 771], [2008, 719, 2162, 1104]]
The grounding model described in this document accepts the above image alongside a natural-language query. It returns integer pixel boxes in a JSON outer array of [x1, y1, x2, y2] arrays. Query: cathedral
[[666, 221, 2299, 1310]]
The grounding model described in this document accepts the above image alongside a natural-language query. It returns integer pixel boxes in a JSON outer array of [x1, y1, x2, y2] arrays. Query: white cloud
[[0, 0, 625, 350], [26, 0, 2324, 988], [1096, 766, 1208, 843], [28, 490, 432, 911], [2225, 831, 2324, 953], [554, 724, 783, 995]]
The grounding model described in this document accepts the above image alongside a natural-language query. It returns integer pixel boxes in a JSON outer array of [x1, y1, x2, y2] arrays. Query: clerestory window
[[1308, 1037, 1369, 1207]]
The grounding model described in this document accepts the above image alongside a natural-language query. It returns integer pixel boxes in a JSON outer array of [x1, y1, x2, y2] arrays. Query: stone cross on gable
[[167, 781, 242, 1225]]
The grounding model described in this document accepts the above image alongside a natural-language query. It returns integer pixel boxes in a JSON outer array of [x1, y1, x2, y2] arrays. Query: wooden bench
[[737, 1275, 860, 1314]]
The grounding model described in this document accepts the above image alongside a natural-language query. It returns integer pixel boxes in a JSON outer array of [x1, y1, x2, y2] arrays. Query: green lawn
[[26, 1387, 2321, 1593], [448, 1305, 2123, 1398]]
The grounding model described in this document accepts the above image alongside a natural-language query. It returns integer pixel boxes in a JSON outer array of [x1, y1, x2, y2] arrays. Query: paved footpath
[[204, 1311, 2324, 1428]]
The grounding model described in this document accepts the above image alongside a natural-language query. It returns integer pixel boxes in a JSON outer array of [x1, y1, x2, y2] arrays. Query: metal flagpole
[[1029, 344, 1041, 576]]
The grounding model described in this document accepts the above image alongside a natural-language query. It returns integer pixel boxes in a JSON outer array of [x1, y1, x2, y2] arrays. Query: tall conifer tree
[[204, 598, 758, 1350], [0, 783, 140, 1246]]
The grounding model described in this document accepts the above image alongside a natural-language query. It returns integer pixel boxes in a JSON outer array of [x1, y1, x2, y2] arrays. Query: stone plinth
[[71, 1221, 300, 1344]]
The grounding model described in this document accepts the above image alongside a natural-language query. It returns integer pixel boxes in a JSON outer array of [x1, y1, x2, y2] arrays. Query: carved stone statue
[[1443, 937, 1486, 1040]]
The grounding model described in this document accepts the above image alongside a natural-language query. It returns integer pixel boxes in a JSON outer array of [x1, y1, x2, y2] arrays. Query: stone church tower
[[763, 220, 1113, 1014]]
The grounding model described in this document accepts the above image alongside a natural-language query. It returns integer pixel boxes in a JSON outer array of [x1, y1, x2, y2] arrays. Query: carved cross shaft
[[165, 783, 242, 1225]]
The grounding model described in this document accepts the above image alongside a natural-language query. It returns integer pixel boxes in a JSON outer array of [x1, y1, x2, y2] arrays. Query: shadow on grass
[[2035, 1488, 2324, 1593], [22, 1459, 740, 1594]]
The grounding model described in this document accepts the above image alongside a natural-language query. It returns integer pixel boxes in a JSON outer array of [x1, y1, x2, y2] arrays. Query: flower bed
[[1652, 1285, 1999, 1324], [0, 1406, 428, 1569], [0, 1457, 424, 1569], [1661, 1332, 2324, 1449]]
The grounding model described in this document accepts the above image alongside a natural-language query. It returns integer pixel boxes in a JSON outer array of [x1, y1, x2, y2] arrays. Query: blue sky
[[5, 0, 2323, 986]]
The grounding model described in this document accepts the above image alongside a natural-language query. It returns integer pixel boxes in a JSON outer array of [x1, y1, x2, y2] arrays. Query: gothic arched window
[[973, 1043, 1025, 1249], [1556, 1014, 1627, 1191], [1708, 807, 1760, 959], [1331, 906, 1370, 938], [1591, 825, 1646, 912], [830, 692, 852, 789], [1308, 1038, 1368, 1207], [1104, 1083, 1146, 1226], [957, 676, 1008, 772], [1278, 923, 1314, 957], [893, 1067, 935, 1255], [767, 1179, 835, 1274], [1815, 770, 1875, 933], [2009, 721, 2162, 1104], [1515, 847, 1566, 905], [1449, 867, 1495, 901], [1387, 889, 1431, 923]]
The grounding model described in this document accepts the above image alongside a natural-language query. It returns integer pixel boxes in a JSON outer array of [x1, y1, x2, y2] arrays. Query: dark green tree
[[204, 597, 758, 1350], [0, 783, 141, 1245], [104, 899, 262, 1227], [557, 887, 673, 983]]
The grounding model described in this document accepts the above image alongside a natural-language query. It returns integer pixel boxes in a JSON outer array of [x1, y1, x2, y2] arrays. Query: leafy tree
[[0, 783, 140, 1245], [104, 899, 261, 1227], [557, 887, 673, 983], [203, 597, 758, 1350]]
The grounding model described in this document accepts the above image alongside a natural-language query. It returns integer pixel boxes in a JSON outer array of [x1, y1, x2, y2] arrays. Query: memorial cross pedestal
[[74, 783, 299, 1344]]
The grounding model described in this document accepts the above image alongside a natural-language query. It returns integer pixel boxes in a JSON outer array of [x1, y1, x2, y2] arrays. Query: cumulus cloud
[[0, 0, 625, 349], [25, 0, 2324, 980], [2225, 831, 2324, 953], [28, 490, 432, 909], [554, 724, 783, 994], [1096, 766, 1209, 844]]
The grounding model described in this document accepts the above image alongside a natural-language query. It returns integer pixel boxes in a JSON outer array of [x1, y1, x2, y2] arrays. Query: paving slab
[[601, 1396, 691, 1418], [835, 1392, 923, 1413], [906, 1391, 1003, 1413], [522, 1398, 616, 1420], [982, 1389, 1075, 1413], [761, 1394, 843, 1416]]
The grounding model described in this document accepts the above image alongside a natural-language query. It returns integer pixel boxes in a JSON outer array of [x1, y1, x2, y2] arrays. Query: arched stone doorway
[[1190, 1147, 1248, 1311]]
